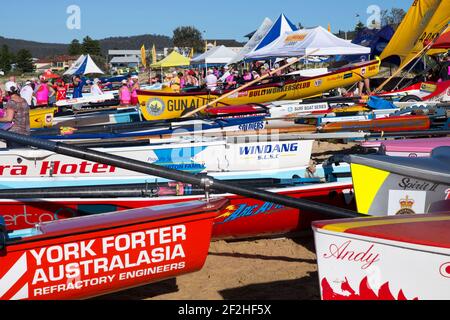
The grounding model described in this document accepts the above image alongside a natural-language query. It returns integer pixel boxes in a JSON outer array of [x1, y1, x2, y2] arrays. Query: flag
[[328, 24, 331, 32], [151, 44, 157, 65], [205, 40, 208, 53], [214, 40, 217, 47], [189, 48, 194, 59], [141, 45, 147, 68]]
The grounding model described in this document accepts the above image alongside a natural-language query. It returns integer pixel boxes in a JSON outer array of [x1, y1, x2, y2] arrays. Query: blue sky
[[0, 0, 411, 43]]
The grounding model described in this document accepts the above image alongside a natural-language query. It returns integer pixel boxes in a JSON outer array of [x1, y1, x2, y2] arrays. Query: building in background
[[33, 55, 79, 73]]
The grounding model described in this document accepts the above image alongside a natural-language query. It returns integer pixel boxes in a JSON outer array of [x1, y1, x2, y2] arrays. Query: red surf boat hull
[[0, 199, 227, 300], [0, 183, 354, 240]]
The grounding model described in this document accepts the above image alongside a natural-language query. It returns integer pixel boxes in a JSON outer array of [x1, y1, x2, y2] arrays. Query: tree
[[15, 49, 35, 73], [354, 21, 366, 33], [0, 45, 12, 73], [68, 39, 83, 55], [172, 26, 204, 53], [82, 36, 102, 56], [381, 8, 406, 27]]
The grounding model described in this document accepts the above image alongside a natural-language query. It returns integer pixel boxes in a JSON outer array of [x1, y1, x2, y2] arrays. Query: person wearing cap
[[219, 66, 231, 83], [130, 75, 140, 105], [90, 78, 104, 96], [0, 83, 30, 147], [72, 75, 85, 99], [55, 80, 69, 102], [20, 81, 34, 106], [205, 69, 218, 91], [119, 80, 131, 106]]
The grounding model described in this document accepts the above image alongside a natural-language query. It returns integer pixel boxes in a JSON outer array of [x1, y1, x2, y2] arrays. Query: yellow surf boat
[[30, 107, 57, 129], [137, 60, 380, 121]]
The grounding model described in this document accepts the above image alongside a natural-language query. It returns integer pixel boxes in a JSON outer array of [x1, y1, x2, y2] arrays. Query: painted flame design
[[321, 277, 418, 300]]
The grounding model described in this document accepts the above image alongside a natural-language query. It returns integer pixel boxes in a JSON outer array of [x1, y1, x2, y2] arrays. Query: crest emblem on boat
[[396, 195, 415, 215], [146, 98, 165, 117]]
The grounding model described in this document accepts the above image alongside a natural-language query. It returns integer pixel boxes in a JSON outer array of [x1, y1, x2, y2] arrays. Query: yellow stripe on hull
[[138, 60, 380, 121], [351, 163, 390, 215], [30, 107, 57, 129], [323, 216, 450, 233]]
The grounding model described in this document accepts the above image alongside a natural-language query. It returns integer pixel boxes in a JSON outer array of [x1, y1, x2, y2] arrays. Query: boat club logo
[[314, 79, 323, 87], [146, 98, 165, 117], [396, 195, 415, 215]]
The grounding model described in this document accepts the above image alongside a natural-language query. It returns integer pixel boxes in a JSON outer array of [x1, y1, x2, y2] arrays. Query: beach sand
[[96, 141, 357, 300]]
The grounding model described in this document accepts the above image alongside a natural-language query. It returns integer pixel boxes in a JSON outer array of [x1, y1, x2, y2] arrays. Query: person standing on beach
[[129, 75, 140, 105], [72, 75, 85, 99], [20, 81, 34, 106], [0, 83, 30, 148], [35, 77, 55, 106], [119, 80, 131, 106]]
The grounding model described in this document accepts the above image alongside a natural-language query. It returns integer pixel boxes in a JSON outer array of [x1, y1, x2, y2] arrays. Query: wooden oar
[[181, 49, 320, 118], [374, 25, 450, 94]]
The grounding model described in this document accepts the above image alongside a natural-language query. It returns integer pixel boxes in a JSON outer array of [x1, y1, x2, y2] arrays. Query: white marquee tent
[[245, 26, 371, 60], [64, 54, 105, 76], [191, 45, 237, 66]]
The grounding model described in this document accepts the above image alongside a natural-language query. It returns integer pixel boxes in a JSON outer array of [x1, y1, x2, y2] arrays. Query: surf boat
[[361, 137, 450, 157], [0, 172, 354, 240], [0, 198, 227, 300], [378, 80, 450, 103], [345, 146, 450, 216], [32, 115, 314, 142], [137, 60, 381, 121], [313, 209, 450, 300], [0, 138, 322, 189]]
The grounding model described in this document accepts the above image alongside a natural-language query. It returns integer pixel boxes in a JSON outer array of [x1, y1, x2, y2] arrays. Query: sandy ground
[[95, 141, 356, 301]]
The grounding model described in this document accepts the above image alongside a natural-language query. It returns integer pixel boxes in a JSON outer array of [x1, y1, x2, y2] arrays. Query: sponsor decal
[[166, 99, 203, 112], [327, 75, 343, 82], [369, 65, 377, 71], [285, 33, 306, 44], [445, 188, 450, 200], [215, 202, 285, 224], [321, 277, 418, 300], [420, 83, 437, 94], [2, 206, 76, 229], [0, 225, 189, 299], [439, 262, 450, 278], [146, 98, 166, 116], [0, 161, 116, 177], [150, 147, 207, 173], [314, 79, 323, 87], [343, 72, 353, 80], [239, 143, 299, 160], [248, 82, 310, 98], [322, 240, 380, 270], [45, 114, 53, 125], [388, 190, 426, 216], [361, 67, 367, 76], [238, 121, 265, 131], [285, 103, 328, 113]]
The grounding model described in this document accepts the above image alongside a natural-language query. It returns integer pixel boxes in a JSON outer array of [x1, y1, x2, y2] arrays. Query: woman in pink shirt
[[119, 80, 131, 106]]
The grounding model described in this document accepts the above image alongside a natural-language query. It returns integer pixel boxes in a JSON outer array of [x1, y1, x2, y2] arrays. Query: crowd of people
[[150, 61, 291, 93]]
